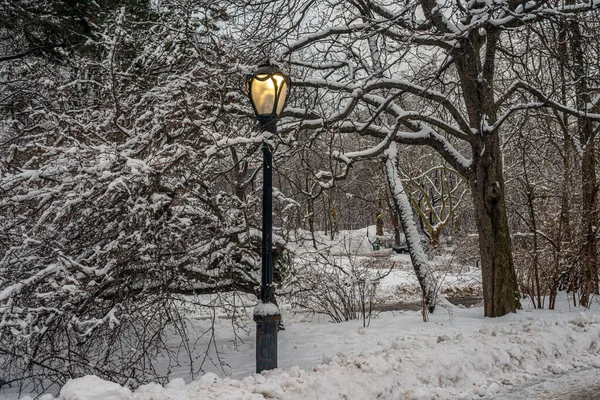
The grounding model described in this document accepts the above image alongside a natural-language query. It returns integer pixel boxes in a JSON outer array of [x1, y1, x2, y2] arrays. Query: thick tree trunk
[[454, 31, 521, 317], [430, 229, 440, 249], [469, 135, 521, 317], [570, 19, 599, 306]]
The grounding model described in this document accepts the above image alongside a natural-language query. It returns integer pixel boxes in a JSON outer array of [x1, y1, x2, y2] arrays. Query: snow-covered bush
[[0, 1, 269, 392]]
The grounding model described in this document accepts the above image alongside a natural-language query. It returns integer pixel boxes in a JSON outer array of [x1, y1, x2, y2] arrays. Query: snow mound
[[47, 314, 600, 400], [59, 376, 132, 400]]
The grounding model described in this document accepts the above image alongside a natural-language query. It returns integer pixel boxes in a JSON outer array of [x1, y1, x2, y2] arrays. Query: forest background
[[0, 0, 599, 394]]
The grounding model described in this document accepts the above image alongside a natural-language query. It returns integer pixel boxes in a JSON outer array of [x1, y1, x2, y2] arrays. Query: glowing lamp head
[[246, 64, 290, 118]]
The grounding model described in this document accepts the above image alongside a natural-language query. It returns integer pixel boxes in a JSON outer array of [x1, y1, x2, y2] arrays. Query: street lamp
[[246, 63, 291, 373]]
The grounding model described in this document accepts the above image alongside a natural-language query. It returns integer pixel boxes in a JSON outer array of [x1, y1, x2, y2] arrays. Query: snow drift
[[28, 309, 600, 400]]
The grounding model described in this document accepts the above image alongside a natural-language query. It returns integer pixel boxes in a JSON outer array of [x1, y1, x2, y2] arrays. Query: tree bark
[[454, 30, 521, 317], [468, 135, 521, 317], [526, 184, 542, 309], [375, 199, 384, 236], [569, 19, 599, 306], [580, 137, 598, 307], [391, 214, 401, 246], [430, 229, 440, 249]]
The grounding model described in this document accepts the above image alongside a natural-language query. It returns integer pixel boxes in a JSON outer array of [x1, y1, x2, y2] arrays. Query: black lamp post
[[246, 63, 291, 373]]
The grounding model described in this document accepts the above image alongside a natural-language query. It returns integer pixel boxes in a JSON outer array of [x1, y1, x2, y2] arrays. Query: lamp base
[[254, 313, 281, 373]]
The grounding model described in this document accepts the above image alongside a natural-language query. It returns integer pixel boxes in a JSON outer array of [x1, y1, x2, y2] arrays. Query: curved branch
[[295, 78, 472, 136], [281, 23, 371, 57], [499, 81, 600, 121], [334, 121, 472, 177], [490, 102, 545, 134]]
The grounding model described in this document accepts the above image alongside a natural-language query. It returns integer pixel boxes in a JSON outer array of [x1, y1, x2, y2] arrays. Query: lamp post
[[246, 63, 290, 373]]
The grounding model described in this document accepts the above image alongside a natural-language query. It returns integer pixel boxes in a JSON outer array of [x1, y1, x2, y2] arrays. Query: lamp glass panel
[[250, 74, 276, 116], [275, 77, 288, 116]]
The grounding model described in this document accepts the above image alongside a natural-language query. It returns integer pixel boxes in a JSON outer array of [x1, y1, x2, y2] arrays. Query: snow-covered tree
[[398, 148, 469, 248], [500, 15, 600, 308], [228, 0, 600, 317], [0, 1, 275, 390]]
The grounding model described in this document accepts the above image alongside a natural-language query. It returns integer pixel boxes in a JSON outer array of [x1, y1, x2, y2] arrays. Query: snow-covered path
[[491, 368, 600, 399], [6, 292, 599, 400]]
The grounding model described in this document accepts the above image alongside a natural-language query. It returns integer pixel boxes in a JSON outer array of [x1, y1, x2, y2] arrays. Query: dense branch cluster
[[0, 1, 273, 390], [227, 0, 599, 316], [0, 0, 599, 393]]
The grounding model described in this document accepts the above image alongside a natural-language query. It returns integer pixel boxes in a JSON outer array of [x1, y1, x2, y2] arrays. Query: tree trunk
[[307, 190, 317, 249], [375, 199, 384, 236], [570, 19, 599, 306], [430, 229, 440, 249], [527, 188, 542, 309], [454, 31, 521, 317], [391, 214, 401, 246], [555, 18, 577, 308], [385, 144, 436, 314], [469, 135, 521, 317], [520, 142, 542, 309], [580, 135, 598, 306]]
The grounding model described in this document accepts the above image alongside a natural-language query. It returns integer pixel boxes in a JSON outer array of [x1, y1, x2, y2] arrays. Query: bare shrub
[[285, 253, 393, 327]]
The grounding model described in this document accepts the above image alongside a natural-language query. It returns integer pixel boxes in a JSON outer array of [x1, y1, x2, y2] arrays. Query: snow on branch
[[205, 133, 268, 157], [384, 142, 437, 313], [332, 121, 400, 165], [490, 102, 546, 134], [396, 126, 473, 175], [330, 118, 472, 176], [489, 0, 600, 28], [295, 78, 472, 135], [498, 81, 600, 121], [0, 264, 60, 304], [281, 23, 372, 57], [420, 0, 460, 35], [397, 111, 475, 144], [287, 59, 350, 71]]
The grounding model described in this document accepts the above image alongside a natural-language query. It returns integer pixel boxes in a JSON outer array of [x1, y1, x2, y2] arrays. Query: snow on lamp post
[[246, 63, 290, 373]]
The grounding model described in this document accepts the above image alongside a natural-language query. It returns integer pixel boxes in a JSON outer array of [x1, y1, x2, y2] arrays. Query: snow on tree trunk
[[384, 143, 436, 314]]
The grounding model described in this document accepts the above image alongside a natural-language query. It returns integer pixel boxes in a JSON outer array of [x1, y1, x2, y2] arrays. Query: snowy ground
[[287, 226, 483, 304], [494, 368, 600, 399], [4, 291, 600, 400], [2, 228, 599, 399]]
